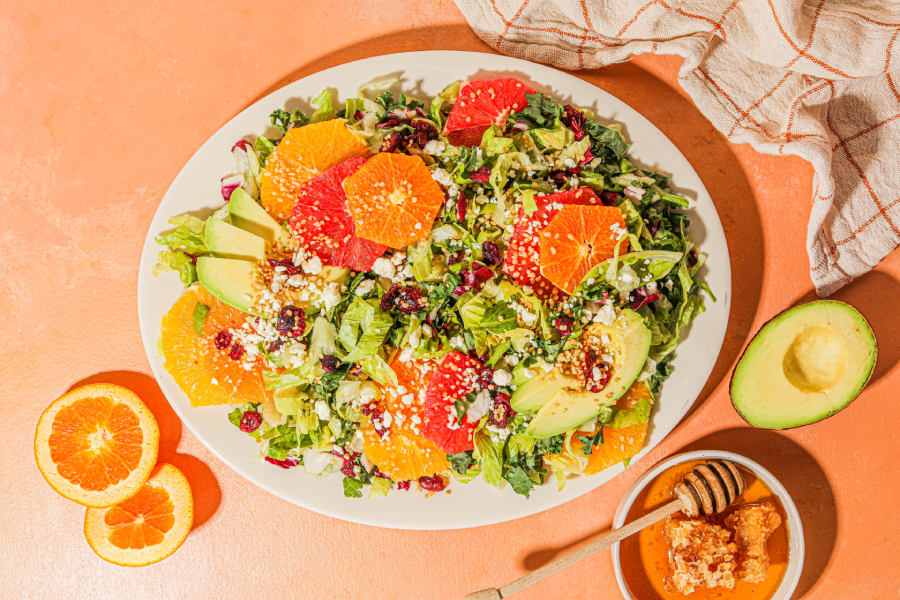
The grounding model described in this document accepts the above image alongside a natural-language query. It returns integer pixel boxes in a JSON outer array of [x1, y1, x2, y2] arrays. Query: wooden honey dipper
[[464, 459, 746, 600]]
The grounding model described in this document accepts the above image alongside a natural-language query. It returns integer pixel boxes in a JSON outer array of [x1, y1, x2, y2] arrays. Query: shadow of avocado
[[678, 428, 836, 599], [789, 269, 899, 387], [68, 371, 221, 530]]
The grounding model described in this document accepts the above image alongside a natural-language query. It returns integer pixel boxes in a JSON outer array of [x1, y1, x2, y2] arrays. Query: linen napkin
[[453, 0, 900, 295]]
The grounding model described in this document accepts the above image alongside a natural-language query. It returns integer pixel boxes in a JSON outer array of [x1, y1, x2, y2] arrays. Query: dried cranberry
[[456, 196, 468, 222], [478, 367, 495, 388], [214, 330, 232, 350], [267, 258, 298, 275], [396, 480, 411, 490], [239, 411, 262, 432], [461, 265, 493, 291], [418, 475, 446, 492], [481, 241, 501, 265], [362, 404, 381, 418], [322, 355, 339, 372], [584, 349, 611, 392], [231, 140, 251, 153], [413, 120, 439, 146], [373, 469, 390, 479], [380, 131, 404, 153], [467, 349, 490, 364], [549, 169, 578, 188], [276, 305, 306, 338], [340, 461, 357, 478], [353, 109, 365, 121], [229, 344, 245, 361], [265, 456, 300, 469], [380, 285, 401, 311], [183, 251, 198, 265], [561, 105, 586, 140], [554, 316, 574, 336], [469, 167, 491, 183], [267, 340, 284, 353], [600, 191, 620, 207], [447, 251, 463, 265], [489, 393, 515, 429], [397, 287, 427, 315]]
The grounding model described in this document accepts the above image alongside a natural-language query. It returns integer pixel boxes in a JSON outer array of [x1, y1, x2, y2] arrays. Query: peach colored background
[[2, 2, 898, 599]]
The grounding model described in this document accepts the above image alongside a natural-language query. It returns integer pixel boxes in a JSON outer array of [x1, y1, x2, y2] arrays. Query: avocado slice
[[204, 217, 269, 261], [523, 309, 652, 439], [196, 256, 260, 316], [511, 364, 580, 414], [730, 300, 877, 429], [228, 187, 289, 245]]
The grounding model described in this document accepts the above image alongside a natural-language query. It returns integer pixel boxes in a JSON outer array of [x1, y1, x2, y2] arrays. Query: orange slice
[[538, 205, 629, 294], [583, 381, 654, 475], [361, 357, 450, 481], [343, 153, 444, 249], [34, 384, 160, 508], [260, 119, 370, 220], [84, 463, 193, 567], [159, 285, 270, 407]]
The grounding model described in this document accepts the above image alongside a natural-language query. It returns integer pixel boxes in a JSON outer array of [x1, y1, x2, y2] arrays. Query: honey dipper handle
[[464, 499, 685, 600]]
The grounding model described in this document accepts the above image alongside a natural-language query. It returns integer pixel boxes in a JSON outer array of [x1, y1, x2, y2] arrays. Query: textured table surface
[[2, 2, 898, 599]]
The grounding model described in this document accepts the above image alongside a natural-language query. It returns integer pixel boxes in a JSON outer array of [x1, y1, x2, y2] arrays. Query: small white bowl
[[611, 450, 805, 600]]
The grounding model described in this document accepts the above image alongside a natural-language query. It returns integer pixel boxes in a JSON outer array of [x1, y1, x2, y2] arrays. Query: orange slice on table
[[159, 285, 270, 407], [34, 384, 159, 508], [583, 381, 655, 475], [84, 463, 193, 567], [538, 205, 629, 294], [361, 357, 450, 482], [343, 153, 444, 249], [260, 119, 370, 221]]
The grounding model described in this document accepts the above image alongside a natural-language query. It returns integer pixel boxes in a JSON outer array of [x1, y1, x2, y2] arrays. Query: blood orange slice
[[343, 153, 444, 249], [504, 188, 604, 302], [583, 382, 654, 475], [260, 119, 370, 221], [361, 357, 449, 482], [444, 78, 536, 147], [422, 352, 482, 454], [288, 157, 387, 271], [34, 384, 160, 508], [84, 463, 193, 567], [539, 204, 629, 294], [159, 286, 270, 407]]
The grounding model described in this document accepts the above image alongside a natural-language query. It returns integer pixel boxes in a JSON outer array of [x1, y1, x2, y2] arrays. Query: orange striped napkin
[[454, 0, 900, 295]]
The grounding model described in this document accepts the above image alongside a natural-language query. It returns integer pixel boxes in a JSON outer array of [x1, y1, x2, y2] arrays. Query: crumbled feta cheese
[[382, 411, 392, 427], [303, 255, 323, 275], [372, 257, 395, 279], [355, 279, 375, 296], [594, 300, 617, 325], [431, 167, 453, 186], [466, 389, 492, 422], [645, 281, 659, 294], [423, 140, 446, 155], [321, 282, 341, 311], [314, 400, 331, 421], [492, 369, 512, 387]]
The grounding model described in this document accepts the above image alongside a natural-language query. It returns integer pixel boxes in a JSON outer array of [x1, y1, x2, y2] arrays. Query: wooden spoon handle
[[463, 498, 685, 600]]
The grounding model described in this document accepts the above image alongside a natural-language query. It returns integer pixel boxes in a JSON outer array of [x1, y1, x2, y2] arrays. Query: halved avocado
[[196, 256, 260, 315], [204, 217, 269, 261], [228, 187, 289, 245], [731, 300, 877, 429], [523, 309, 652, 439]]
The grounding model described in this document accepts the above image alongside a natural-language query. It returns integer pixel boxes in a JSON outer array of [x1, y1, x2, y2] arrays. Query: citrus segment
[[159, 285, 270, 407], [288, 156, 387, 271], [361, 357, 449, 481], [539, 204, 629, 294], [260, 119, 370, 221], [505, 188, 605, 302], [84, 463, 193, 567], [422, 352, 482, 454], [34, 384, 159, 508], [583, 381, 654, 475], [343, 153, 444, 249], [444, 78, 536, 147]]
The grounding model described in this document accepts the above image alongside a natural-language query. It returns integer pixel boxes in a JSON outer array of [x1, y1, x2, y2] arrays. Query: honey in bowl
[[621, 460, 790, 600]]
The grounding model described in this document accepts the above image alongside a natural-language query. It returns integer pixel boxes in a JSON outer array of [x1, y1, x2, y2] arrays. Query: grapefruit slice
[[583, 381, 654, 475], [84, 463, 193, 567], [504, 188, 604, 301], [539, 205, 629, 294], [444, 78, 536, 147], [260, 119, 370, 221], [34, 384, 160, 508], [343, 153, 444, 249], [361, 357, 450, 481], [159, 285, 270, 407], [289, 157, 387, 271], [422, 352, 482, 454]]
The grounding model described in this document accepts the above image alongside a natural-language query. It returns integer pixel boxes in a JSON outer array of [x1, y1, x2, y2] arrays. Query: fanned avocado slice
[[522, 309, 651, 439], [228, 187, 289, 245], [204, 217, 269, 261], [196, 256, 261, 316], [731, 300, 877, 429]]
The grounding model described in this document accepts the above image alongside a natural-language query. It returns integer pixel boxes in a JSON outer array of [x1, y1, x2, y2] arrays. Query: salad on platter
[[153, 77, 712, 499]]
